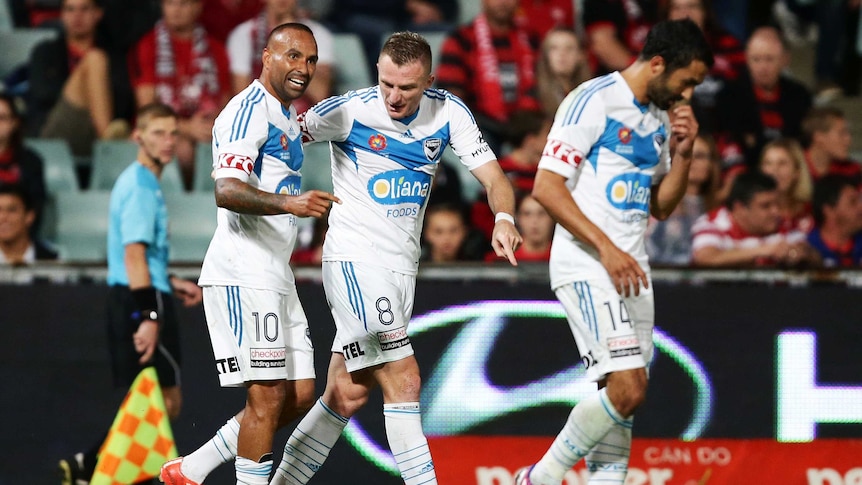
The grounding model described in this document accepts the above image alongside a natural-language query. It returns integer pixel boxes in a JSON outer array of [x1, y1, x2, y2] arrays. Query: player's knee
[[607, 372, 648, 417], [397, 371, 422, 400], [246, 381, 288, 422]]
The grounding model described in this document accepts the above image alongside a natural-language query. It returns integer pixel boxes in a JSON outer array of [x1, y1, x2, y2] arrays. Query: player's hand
[[490, 219, 523, 266], [133, 320, 159, 364], [172, 278, 203, 307], [286, 190, 341, 218], [668, 102, 698, 158], [599, 244, 648, 297]]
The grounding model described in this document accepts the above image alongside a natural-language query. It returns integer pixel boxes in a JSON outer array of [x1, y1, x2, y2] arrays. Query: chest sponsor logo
[[369, 133, 388, 151], [276, 174, 301, 196], [423, 138, 442, 162], [368, 169, 431, 207], [606, 172, 652, 213]]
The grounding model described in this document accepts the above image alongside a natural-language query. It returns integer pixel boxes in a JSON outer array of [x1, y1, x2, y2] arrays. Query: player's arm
[[214, 177, 339, 217], [532, 169, 647, 296], [691, 243, 776, 267], [124, 242, 159, 364], [471, 161, 523, 266], [651, 103, 698, 220]]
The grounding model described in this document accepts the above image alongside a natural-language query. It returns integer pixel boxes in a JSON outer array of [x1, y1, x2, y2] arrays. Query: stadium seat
[[164, 192, 217, 263], [301, 142, 333, 193], [423, 30, 448, 74], [192, 141, 215, 193], [0, 28, 58, 78], [54, 191, 111, 262], [332, 33, 371, 93], [0, 1, 14, 32], [24, 138, 79, 194], [90, 139, 184, 192], [457, 0, 480, 24]]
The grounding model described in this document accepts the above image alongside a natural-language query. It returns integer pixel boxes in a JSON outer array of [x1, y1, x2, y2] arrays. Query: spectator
[[663, 0, 745, 134], [471, 109, 549, 239], [516, 0, 575, 40], [292, 216, 328, 265], [647, 134, 723, 265], [0, 184, 58, 265], [582, 0, 659, 75], [0, 94, 46, 232], [691, 170, 819, 267], [807, 174, 862, 267], [421, 203, 485, 262], [758, 137, 813, 233], [405, 0, 458, 31], [801, 106, 862, 184], [28, 0, 128, 157], [435, 0, 541, 154], [487, 192, 553, 262], [199, 0, 263, 42], [227, 0, 334, 113], [535, 26, 592, 119], [715, 26, 812, 169], [129, 0, 232, 190]]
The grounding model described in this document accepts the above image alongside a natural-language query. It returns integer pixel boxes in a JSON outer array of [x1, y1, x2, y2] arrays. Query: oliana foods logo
[[342, 301, 713, 476], [367, 169, 431, 207]]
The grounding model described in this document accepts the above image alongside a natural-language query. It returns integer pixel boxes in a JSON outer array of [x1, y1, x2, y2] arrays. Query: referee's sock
[[384, 402, 437, 485], [271, 398, 348, 485], [530, 388, 628, 484], [182, 416, 240, 482]]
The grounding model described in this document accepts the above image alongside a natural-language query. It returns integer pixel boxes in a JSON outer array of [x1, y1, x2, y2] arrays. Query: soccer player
[[271, 31, 522, 484], [516, 19, 713, 484], [158, 23, 339, 485]]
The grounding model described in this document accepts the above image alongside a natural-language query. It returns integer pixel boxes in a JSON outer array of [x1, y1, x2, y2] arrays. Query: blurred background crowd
[[2, 0, 862, 269]]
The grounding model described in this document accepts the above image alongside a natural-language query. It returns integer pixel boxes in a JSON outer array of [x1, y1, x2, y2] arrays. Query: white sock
[[271, 398, 348, 485], [585, 416, 633, 484], [182, 416, 239, 482], [384, 402, 437, 485], [236, 456, 272, 485], [531, 388, 627, 484]]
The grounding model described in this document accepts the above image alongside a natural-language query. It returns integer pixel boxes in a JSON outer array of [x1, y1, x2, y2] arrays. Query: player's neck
[[620, 62, 650, 106]]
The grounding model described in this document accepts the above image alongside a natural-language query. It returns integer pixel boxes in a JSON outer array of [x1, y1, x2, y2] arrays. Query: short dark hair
[[266, 22, 315, 48], [380, 31, 433, 74], [811, 175, 857, 226], [639, 19, 714, 72], [0, 184, 33, 211], [801, 106, 845, 147], [506, 110, 548, 147], [726, 170, 777, 208]]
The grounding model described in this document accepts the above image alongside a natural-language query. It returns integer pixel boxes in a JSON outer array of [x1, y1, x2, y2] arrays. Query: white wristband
[[495, 212, 515, 224]]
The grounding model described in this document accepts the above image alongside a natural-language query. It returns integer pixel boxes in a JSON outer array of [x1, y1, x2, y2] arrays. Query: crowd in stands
[[2, 0, 862, 268]]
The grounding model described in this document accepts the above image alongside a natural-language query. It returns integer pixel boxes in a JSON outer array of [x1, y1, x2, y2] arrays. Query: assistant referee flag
[[90, 367, 178, 484]]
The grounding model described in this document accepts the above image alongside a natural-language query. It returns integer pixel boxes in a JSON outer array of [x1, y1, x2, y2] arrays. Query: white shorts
[[555, 277, 654, 382], [202, 285, 315, 387], [322, 261, 416, 372]]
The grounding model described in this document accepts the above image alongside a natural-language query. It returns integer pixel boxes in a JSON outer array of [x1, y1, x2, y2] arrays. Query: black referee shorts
[[106, 285, 182, 388]]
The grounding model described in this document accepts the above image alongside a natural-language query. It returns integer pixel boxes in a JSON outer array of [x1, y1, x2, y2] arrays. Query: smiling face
[[261, 27, 318, 105], [377, 53, 434, 120]]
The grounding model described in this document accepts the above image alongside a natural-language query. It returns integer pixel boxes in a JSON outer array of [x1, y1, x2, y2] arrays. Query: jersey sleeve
[[299, 94, 353, 143], [211, 100, 268, 182], [119, 187, 158, 246], [537, 91, 605, 180], [653, 110, 673, 182], [445, 92, 497, 170]]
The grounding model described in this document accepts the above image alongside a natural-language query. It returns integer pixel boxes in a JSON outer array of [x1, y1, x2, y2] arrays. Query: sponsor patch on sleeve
[[542, 139, 584, 167], [217, 153, 254, 175]]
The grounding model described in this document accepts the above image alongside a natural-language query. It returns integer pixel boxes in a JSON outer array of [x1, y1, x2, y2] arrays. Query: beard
[[646, 76, 683, 110]]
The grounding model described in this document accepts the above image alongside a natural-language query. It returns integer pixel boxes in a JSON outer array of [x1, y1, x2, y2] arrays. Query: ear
[[25, 209, 35, 227], [649, 55, 666, 75]]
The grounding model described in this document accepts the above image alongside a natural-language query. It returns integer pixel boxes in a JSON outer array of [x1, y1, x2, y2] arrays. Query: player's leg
[[373, 355, 437, 485], [271, 352, 368, 485], [518, 280, 652, 485]]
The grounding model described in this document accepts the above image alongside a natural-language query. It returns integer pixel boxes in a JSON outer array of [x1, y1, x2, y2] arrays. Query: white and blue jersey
[[107, 162, 171, 293], [299, 86, 496, 275], [199, 80, 305, 293], [538, 72, 672, 289]]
